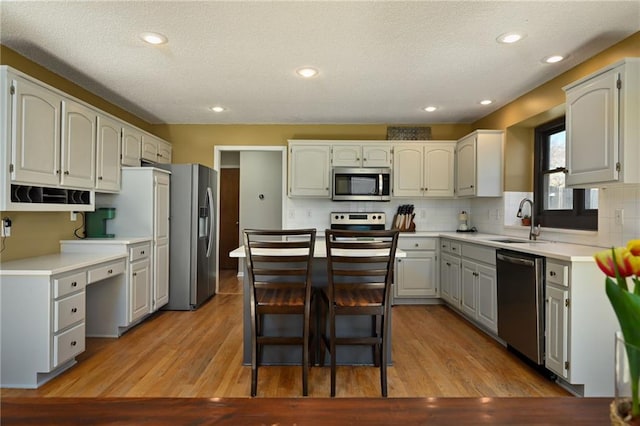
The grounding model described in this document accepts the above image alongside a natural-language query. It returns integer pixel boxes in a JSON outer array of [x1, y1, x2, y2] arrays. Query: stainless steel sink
[[490, 238, 536, 244]]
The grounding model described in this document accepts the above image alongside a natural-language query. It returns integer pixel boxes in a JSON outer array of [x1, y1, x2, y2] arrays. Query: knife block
[[392, 214, 416, 232]]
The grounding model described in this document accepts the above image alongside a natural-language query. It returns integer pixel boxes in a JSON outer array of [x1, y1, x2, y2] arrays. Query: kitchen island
[[229, 242, 406, 365]]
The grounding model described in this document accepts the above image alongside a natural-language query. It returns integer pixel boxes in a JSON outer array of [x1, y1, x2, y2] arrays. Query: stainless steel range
[[330, 212, 386, 231]]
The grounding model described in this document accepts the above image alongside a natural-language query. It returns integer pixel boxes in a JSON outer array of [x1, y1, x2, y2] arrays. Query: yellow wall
[[152, 124, 472, 168], [473, 32, 640, 190], [0, 32, 638, 261]]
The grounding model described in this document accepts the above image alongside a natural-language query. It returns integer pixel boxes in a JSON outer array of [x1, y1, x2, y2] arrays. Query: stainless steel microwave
[[332, 167, 391, 201]]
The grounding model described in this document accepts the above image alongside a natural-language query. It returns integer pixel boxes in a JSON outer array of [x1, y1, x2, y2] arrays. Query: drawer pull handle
[[550, 271, 557, 276], [132, 272, 137, 277], [415, 243, 419, 247], [71, 281, 77, 287], [108, 269, 113, 274], [141, 250, 145, 255], [71, 307, 78, 313], [71, 341, 77, 346]]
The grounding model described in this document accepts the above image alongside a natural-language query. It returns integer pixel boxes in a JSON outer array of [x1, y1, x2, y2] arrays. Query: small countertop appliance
[[85, 207, 116, 238]]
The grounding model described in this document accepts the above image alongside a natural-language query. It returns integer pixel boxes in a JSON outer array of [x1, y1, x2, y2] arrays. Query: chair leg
[[303, 309, 310, 396], [380, 314, 388, 397], [251, 314, 258, 397], [330, 310, 336, 397]]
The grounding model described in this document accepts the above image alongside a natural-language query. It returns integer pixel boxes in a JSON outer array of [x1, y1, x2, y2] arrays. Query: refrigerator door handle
[[206, 186, 214, 258]]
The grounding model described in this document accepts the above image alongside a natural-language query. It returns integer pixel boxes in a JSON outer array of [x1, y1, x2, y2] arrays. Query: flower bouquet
[[594, 240, 640, 424]]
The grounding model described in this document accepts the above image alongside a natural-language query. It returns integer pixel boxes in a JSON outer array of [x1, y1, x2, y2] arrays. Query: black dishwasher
[[496, 249, 545, 365]]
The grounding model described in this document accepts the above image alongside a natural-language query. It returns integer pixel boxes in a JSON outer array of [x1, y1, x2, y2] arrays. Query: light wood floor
[[1, 270, 569, 398]]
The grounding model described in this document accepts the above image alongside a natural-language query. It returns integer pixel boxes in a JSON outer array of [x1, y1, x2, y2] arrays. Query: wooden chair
[[243, 228, 316, 397], [320, 229, 399, 397]]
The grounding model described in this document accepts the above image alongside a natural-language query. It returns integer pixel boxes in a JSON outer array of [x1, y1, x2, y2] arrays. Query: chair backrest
[[324, 229, 399, 306], [243, 229, 316, 294]]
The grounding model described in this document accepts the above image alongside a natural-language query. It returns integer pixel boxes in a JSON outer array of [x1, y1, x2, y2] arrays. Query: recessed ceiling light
[[480, 99, 493, 106], [543, 55, 565, 64], [496, 32, 526, 44], [296, 67, 319, 78], [140, 32, 168, 45], [423, 106, 437, 112], [210, 106, 225, 113]]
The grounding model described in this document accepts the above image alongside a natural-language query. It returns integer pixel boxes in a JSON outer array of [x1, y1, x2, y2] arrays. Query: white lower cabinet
[[394, 237, 438, 304], [61, 239, 153, 331], [545, 283, 568, 379], [440, 238, 497, 334], [0, 254, 125, 388]]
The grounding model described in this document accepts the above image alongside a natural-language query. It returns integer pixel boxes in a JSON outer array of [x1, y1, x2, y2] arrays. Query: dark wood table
[[1, 397, 611, 425]]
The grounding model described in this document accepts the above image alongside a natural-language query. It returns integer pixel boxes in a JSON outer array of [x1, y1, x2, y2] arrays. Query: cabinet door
[[460, 260, 477, 317], [362, 144, 391, 167], [288, 145, 331, 197], [121, 126, 142, 166], [396, 251, 437, 298], [424, 143, 455, 197], [565, 66, 619, 185], [392, 144, 423, 197], [476, 263, 497, 332], [456, 135, 476, 196], [96, 114, 121, 191], [546, 284, 569, 379], [332, 144, 361, 167], [10, 76, 61, 186], [153, 172, 170, 310], [156, 139, 172, 164], [141, 135, 158, 163], [440, 254, 453, 303], [449, 256, 461, 306], [130, 259, 151, 322], [60, 99, 96, 189]]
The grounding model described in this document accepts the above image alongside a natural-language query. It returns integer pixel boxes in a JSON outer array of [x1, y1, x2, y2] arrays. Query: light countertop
[[232, 231, 603, 262], [60, 237, 152, 245], [0, 252, 127, 276]]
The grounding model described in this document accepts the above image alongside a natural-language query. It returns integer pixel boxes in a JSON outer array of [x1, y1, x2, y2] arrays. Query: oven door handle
[[497, 252, 536, 267]]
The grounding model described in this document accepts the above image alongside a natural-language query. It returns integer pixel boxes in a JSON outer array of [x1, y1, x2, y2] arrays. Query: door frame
[[213, 146, 287, 290]]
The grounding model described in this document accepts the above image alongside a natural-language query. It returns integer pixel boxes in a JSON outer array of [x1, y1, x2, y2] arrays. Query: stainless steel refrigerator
[[160, 163, 217, 310]]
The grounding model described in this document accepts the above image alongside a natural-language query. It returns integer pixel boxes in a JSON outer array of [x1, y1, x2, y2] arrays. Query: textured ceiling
[[1, 1, 638, 124]]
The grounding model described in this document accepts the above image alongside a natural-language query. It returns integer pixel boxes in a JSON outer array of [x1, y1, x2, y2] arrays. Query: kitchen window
[[534, 117, 597, 230]]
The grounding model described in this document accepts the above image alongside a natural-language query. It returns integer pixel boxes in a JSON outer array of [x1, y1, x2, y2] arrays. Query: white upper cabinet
[[288, 142, 331, 198], [61, 99, 96, 189], [393, 141, 455, 198], [332, 143, 391, 168], [455, 130, 503, 197], [141, 133, 172, 165], [156, 138, 172, 164], [95, 114, 121, 192], [9, 74, 62, 187], [564, 58, 640, 186], [121, 125, 142, 167]]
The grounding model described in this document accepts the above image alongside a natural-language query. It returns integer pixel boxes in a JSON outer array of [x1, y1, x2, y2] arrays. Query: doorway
[[213, 146, 287, 289]]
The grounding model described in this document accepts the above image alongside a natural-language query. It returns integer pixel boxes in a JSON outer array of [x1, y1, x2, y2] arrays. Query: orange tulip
[[594, 247, 640, 278]]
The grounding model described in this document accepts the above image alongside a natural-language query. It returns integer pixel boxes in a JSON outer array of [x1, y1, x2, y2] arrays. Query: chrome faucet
[[517, 198, 541, 240]]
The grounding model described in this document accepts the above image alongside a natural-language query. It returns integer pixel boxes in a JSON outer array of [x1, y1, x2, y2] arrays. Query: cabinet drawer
[[461, 243, 495, 265], [398, 237, 436, 251], [88, 259, 125, 284], [440, 239, 450, 252], [449, 241, 461, 255], [54, 291, 86, 332], [547, 262, 569, 287], [129, 243, 151, 262], [53, 323, 85, 367], [53, 271, 87, 298]]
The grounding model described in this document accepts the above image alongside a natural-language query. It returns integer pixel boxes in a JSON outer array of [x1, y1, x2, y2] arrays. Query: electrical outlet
[[1, 217, 11, 237], [306, 209, 313, 218], [70, 211, 78, 221], [288, 209, 295, 220], [614, 209, 624, 226]]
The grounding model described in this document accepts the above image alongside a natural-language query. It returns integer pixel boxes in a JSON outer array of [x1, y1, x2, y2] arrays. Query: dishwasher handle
[[497, 252, 537, 267]]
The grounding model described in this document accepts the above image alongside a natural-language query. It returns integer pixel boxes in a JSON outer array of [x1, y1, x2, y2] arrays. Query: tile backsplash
[[285, 183, 639, 248]]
